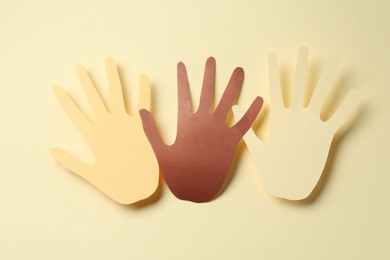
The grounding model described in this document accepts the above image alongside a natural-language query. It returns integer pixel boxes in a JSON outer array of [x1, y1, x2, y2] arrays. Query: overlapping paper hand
[[140, 57, 263, 202], [51, 58, 159, 204], [233, 47, 357, 200]]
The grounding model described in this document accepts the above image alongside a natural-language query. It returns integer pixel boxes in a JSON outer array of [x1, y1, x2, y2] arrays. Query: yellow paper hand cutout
[[50, 58, 159, 204], [233, 47, 358, 200]]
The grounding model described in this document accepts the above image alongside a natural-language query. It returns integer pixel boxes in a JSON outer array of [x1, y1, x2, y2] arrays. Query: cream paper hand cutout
[[50, 58, 159, 204], [233, 47, 358, 200]]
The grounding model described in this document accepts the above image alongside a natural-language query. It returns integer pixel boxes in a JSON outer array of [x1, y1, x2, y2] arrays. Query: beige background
[[1, 0, 389, 259]]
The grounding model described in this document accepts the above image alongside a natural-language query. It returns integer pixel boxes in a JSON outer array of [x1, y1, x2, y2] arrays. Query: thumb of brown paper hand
[[140, 57, 263, 203]]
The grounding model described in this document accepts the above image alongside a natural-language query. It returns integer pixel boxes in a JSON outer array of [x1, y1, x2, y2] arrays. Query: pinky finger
[[138, 74, 151, 111], [232, 104, 264, 154], [232, 96, 263, 137], [139, 109, 167, 153], [50, 148, 90, 179], [328, 90, 359, 133]]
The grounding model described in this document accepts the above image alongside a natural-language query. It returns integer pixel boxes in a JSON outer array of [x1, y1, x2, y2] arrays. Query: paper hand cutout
[[233, 47, 357, 200], [140, 57, 263, 203], [50, 58, 159, 204]]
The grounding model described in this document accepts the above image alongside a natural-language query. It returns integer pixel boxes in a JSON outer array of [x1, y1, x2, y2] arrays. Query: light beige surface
[[0, 0, 389, 259]]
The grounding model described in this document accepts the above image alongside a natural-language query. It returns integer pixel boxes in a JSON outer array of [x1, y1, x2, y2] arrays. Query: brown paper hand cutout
[[50, 58, 159, 204], [140, 57, 263, 203]]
